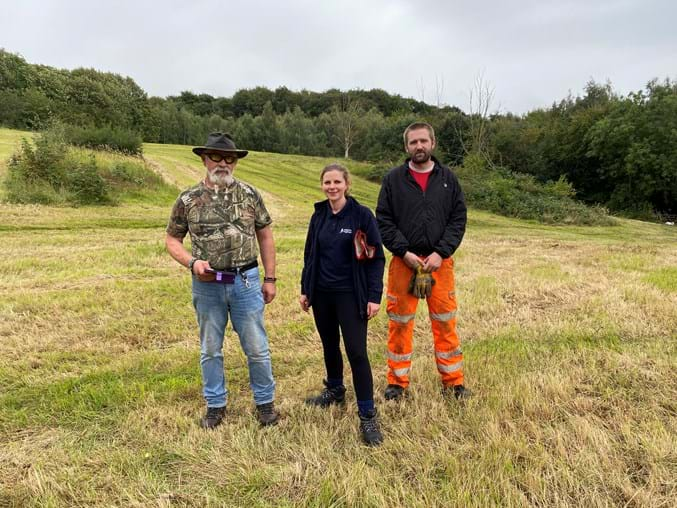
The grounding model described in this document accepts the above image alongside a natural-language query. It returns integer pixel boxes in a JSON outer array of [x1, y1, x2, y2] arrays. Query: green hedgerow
[[456, 153, 614, 226], [64, 124, 143, 155]]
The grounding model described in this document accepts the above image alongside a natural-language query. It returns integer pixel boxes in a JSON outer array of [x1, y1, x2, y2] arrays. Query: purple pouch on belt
[[201, 269, 236, 284]]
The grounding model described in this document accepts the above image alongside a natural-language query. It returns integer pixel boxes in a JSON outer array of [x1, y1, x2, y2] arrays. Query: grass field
[[1, 130, 676, 507]]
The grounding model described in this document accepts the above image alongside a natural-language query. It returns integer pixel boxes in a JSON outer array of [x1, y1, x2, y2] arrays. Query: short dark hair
[[403, 122, 435, 147]]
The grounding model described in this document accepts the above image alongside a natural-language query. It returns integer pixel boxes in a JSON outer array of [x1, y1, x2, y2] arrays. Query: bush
[[3, 125, 173, 206], [456, 153, 614, 225], [364, 164, 391, 183], [64, 124, 143, 155], [11, 126, 68, 185], [4, 128, 114, 205], [66, 155, 111, 204]]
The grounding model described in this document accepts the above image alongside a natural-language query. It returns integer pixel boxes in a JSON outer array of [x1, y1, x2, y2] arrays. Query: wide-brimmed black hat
[[192, 132, 248, 158]]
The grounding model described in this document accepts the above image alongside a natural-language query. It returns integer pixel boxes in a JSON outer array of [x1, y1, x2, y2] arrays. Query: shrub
[[4, 125, 72, 204], [456, 153, 614, 225], [10, 126, 68, 185], [64, 124, 143, 155], [364, 164, 391, 183], [3, 125, 172, 206], [65, 155, 112, 205], [5, 130, 114, 206]]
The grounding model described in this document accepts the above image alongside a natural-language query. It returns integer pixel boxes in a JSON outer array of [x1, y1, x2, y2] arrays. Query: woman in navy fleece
[[300, 163, 386, 446]]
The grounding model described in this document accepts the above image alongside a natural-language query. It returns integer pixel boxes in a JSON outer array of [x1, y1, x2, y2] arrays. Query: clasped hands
[[404, 251, 440, 299]]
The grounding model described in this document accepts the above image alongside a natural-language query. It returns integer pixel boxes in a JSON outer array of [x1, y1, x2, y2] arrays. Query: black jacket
[[376, 156, 466, 258], [301, 197, 385, 318]]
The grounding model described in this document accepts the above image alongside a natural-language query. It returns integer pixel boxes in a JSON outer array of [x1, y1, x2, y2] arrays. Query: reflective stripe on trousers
[[385, 256, 463, 388]]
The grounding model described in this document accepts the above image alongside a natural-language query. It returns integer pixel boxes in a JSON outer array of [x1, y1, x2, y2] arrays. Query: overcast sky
[[1, 0, 675, 114]]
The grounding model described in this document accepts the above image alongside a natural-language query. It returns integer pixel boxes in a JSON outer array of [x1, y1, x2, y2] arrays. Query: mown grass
[[1, 129, 676, 507]]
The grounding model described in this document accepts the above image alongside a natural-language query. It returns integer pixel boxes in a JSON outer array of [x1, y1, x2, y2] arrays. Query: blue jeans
[[192, 267, 276, 407]]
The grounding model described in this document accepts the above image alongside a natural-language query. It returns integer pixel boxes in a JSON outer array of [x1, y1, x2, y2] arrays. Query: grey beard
[[208, 171, 233, 186]]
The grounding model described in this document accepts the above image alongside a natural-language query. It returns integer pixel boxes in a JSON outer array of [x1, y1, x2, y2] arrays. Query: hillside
[[1, 129, 676, 506]]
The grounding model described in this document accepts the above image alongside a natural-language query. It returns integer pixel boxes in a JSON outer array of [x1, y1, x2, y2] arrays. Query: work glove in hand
[[408, 265, 435, 299]]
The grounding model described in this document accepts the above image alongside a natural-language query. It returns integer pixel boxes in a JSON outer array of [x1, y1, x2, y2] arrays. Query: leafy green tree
[[213, 97, 233, 118], [257, 101, 281, 152], [231, 87, 275, 117], [586, 79, 677, 213], [436, 111, 469, 166], [325, 96, 365, 158], [0, 49, 31, 91], [279, 106, 327, 155], [0, 90, 27, 127], [272, 86, 299, 114], [171, 91, 218, 117], [141, 97, 165, 142], [232, 113, 257, 150], [21, 88, 52, 129]]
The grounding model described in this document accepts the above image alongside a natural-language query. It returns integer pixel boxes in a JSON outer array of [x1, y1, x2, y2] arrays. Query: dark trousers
[[312, 289, 374, 402]]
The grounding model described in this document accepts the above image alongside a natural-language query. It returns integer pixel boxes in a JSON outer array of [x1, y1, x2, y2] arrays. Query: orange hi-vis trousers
[[385, 256, 463, 388]]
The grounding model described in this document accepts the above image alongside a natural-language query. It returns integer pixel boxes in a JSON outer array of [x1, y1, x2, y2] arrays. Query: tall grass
[[0, 129, 675, 507]]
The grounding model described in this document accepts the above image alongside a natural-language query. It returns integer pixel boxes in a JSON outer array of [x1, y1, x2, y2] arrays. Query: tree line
[[1, 49, 675, 216]]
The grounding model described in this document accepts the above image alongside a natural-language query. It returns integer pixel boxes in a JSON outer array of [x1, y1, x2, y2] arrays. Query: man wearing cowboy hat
[[166, 132, 280, 428]]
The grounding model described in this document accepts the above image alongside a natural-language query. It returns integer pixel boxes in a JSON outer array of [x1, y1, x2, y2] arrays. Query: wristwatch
[[188, 257, 197, 272]]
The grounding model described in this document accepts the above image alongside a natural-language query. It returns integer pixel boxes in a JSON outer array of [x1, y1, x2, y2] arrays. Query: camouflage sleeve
[[166, 195, 188, 238], [253, 190, 273, 230]]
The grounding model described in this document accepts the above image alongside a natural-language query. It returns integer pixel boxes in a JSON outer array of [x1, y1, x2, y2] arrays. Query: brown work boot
[[384, 384, 405, 401], [256, 401, 280, 426], [200, 406, 226, 430]]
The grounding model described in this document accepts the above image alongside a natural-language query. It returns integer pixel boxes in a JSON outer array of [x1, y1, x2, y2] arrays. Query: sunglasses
[[206, 153, 237, 164]]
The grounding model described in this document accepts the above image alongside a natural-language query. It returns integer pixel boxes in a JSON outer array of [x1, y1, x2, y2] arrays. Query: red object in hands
[[354, 229, 376, 261]]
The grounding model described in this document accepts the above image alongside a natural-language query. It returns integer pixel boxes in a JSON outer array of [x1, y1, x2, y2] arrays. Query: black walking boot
[[442, 384, 473, 400], [453, 384, 472, 400], [200, 406, 226, 430], [358, 409, 383, 446], [305, 380, 346, 407], [384, 384, 405, 401], [256, 401, 280, 426]]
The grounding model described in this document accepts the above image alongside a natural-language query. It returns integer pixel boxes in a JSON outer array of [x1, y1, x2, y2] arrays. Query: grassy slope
[[1, 131, 676, 507], [0, 128, 32, 199], [0, 128, 29, 162]]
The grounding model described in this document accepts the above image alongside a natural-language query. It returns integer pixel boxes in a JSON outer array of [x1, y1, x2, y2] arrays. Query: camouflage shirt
[[166, 180, 272, 270]]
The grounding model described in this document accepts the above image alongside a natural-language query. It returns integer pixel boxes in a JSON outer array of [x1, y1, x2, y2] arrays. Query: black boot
[[359, 409, 383, 446], [200, 406, 226, 430], [453, 385, 472, 400], [256, 401, 280, 426], [305, 380, 346, 407], [384, 384, 405, 401], [442, 384, 473, 400]]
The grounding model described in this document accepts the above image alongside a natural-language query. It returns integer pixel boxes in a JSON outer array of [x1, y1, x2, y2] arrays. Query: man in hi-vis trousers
[[376, 122, 471, 401]]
